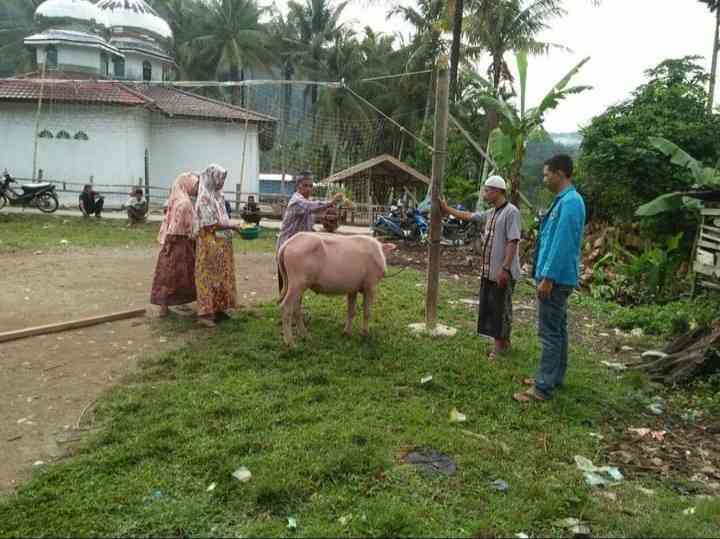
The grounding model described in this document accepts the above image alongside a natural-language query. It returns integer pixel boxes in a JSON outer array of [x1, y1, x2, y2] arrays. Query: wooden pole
[[31, 61, 48, 180], [425, 56, 450, 330], [0, 308, 146, 344], [238, 118, 250, 204], [144, 149, 150, 207]]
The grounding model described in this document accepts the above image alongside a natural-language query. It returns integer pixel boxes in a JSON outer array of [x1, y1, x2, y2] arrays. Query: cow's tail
[[277, 243, 289, 304]]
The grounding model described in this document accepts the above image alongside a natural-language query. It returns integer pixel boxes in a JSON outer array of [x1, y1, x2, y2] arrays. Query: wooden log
[[0, 308, 146, 344]]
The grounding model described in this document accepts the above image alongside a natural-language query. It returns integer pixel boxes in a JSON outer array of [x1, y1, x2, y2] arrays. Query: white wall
[[124, 52, 165, 81], [149, 116, 260, 199], [0, 102, 149, 194]]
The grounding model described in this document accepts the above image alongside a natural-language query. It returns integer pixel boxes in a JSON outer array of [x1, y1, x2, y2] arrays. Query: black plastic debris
[[402, 448, 457, 477]]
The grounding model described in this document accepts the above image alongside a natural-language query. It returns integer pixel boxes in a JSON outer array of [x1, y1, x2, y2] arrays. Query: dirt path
[[0, 246, 277, 493]]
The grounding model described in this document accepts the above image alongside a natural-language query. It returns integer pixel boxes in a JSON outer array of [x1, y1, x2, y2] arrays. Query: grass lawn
[[1, 270, 719, 536], [0, 213, 277, 254]]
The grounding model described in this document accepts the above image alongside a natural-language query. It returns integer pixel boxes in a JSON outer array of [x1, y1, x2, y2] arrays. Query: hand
[[332, 192, 344, 204], [439, 199, 450, 214], [497, 268, 510, 288], [537, 278, 553, 300]]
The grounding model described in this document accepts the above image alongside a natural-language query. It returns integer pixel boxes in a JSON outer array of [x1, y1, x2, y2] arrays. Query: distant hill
[[549, 132, 583, 149]]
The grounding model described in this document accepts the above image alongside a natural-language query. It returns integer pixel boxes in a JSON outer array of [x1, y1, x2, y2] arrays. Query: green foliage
[[577, 56, 720, 223]]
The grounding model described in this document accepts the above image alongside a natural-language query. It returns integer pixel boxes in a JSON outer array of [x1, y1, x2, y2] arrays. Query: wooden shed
[[322, 154, 430, 225]]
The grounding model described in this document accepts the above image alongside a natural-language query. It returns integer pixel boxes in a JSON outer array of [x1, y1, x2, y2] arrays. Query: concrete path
[[1, 207, 372, 235]]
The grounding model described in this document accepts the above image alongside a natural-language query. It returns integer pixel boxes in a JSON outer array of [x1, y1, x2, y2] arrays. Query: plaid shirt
[[276, 192, 333, 250]]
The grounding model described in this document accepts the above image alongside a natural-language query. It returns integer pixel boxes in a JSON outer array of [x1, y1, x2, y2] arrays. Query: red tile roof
[[128, 85, 276, 123], [0, 78, 276, 123], [0, 79, 146, 105]]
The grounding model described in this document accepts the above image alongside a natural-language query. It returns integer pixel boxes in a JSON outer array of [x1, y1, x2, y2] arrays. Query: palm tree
[[286, 0, 348, 114], [0, 0, 44, 76], [700, 0, 720, 112], [192, 0, 273, 105]]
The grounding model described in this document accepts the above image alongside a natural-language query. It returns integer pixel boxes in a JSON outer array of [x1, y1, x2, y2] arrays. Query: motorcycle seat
[[21, 182, 52, 191]]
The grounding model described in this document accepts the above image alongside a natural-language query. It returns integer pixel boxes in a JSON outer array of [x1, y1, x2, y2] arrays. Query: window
[[38, 129, 53, 139], [113, 57, 125, 78], [45, 46, 58, 69], [74, 131, 89, 141], [142, 61, 152, 81], [56, 130, 71, 140], [100, 53, 109, 77]]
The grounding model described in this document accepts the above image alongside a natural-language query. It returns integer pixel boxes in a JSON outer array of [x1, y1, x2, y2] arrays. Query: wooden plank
[[693, 261, 720, 277], [697, 239, 720, 251], [703, 224, 720, 235], [0, 308, 146, 344], [698, 280, 720, 291], [700, 208, 720, 216], [701, 231, 720, 243]]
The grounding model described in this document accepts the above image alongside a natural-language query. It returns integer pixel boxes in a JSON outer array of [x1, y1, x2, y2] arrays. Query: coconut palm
[[191, 0, 273, 105], [0, 0, 44, 76], [700, 0, 720, 112]]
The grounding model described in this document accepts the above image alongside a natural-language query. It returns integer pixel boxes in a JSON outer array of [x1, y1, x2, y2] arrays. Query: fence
[[9, 177, 389, 226]]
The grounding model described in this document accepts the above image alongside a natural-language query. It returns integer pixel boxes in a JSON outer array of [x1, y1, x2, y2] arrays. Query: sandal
[[522, 377, 535, 386], [513, 388, 548, 402]]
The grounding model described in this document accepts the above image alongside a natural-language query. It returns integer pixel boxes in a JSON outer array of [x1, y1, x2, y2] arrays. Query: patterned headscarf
[[193, 164, 229, 235], [157, 172, 199, 244]]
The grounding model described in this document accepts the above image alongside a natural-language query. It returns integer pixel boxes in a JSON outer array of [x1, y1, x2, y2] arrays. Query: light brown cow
[[277, 232, 396, 346]]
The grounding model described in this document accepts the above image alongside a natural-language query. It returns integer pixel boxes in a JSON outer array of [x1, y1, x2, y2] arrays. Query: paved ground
[[2, 207, 372, 235]]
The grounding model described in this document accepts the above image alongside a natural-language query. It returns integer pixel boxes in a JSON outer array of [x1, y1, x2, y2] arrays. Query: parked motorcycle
[[372, 204, 406, 239], [442, 204, 481, 246], [0, 172, 59, 213]]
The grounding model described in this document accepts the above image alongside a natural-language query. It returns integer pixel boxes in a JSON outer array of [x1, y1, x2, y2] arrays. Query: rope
[[359, 69, 432, 83], [343, 84, 434, 153], [385, 264, 411, 279]]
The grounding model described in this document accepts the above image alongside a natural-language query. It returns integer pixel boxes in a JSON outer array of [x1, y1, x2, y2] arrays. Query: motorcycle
[[0, 172, 59, 213], [442, 204, 481, 246], [372, 204, 406, 239]]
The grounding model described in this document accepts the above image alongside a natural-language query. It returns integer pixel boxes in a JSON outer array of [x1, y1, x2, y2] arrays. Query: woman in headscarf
[[194, 164, 241, 325], [150, 172, 200, 316]]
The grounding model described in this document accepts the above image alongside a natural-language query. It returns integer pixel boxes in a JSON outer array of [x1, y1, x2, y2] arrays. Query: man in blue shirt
[[514, 154, 586, 402]]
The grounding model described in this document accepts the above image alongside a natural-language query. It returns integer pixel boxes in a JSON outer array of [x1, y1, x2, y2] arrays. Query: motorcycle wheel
[[0, 194, 7, 211], [37, 192, 59, 213]]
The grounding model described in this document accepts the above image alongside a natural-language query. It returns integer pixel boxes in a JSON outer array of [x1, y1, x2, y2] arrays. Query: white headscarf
[[193, 164, 229, 235]]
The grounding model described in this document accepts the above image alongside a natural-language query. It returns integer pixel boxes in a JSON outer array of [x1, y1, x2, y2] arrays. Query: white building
[[0, 0, 275, 203]]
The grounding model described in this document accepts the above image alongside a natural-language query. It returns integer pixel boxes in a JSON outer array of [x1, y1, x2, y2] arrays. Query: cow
[[277, 232, 396, 346]]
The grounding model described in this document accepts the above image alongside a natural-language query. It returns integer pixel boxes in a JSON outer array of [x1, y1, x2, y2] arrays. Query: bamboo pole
[[237, 118, 250, 204], [425, 56, 450, 330], [31, 61, 48, 180], [0, 308, 146, 344]]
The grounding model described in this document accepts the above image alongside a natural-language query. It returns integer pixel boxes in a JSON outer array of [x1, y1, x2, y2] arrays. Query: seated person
[[245, 195, 259, 213], [79, 184, 104, 218], [124, 187, 148, 225]]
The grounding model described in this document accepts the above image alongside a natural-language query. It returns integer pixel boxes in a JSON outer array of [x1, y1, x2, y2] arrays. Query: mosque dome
[[35, 0, 107, 33], [95, 0, 173, 44]]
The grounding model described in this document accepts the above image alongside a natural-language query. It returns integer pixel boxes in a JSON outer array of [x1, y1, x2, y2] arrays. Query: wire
[[343, 84, 434, 153], [359, 69, 432, 83]]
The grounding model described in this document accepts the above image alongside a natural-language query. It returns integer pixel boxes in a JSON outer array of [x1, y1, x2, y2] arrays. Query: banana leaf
[[635, 192, 703, 217]]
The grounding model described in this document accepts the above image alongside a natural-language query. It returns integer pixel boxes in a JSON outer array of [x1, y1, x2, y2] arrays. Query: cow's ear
[[381, 243, 397, 254]]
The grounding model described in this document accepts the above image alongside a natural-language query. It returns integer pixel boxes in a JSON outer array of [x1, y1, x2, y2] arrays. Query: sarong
[[477, 277, 514, 340], [150, 235, 197, 306], [195, 228, 237, 316]]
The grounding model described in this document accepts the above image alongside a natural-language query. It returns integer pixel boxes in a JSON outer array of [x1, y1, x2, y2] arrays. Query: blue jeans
[[534, 285, 574, 399]]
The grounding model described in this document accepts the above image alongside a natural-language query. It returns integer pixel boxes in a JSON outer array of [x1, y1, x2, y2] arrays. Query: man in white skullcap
[[441, 175, 522, 360]]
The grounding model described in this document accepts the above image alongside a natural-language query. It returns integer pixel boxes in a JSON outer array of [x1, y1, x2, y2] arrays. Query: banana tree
[[635, 137, 720, 217], [478, 52, 592, 206]]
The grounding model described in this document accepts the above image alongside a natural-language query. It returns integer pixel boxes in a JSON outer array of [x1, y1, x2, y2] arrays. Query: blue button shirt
[[534, 186, 586, 287]]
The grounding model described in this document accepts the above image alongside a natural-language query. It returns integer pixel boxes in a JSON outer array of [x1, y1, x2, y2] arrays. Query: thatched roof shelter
[[322, 154, 430, 205]]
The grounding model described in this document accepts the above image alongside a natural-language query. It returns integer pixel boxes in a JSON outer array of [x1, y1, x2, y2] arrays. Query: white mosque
[[0, 0, 275, 200]]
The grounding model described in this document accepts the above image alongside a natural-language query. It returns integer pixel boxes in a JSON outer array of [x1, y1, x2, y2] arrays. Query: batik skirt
[[195, 228, 237, 316], [150, 235, 197, 306]]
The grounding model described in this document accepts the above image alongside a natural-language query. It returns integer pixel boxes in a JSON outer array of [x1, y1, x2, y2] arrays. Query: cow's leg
[[294, 293, 307, 338], [344, 292, 357, 335], [361, 287, 375, 336], [281, 289, 300, 346]]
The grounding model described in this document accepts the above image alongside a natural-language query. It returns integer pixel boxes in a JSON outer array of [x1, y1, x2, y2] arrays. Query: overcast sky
[[270, 0, 719, 133]]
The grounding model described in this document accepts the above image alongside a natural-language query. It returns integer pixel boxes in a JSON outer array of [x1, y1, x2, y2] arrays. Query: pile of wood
[[635, 322, 720, 384], [579, 223, 643, 285]]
